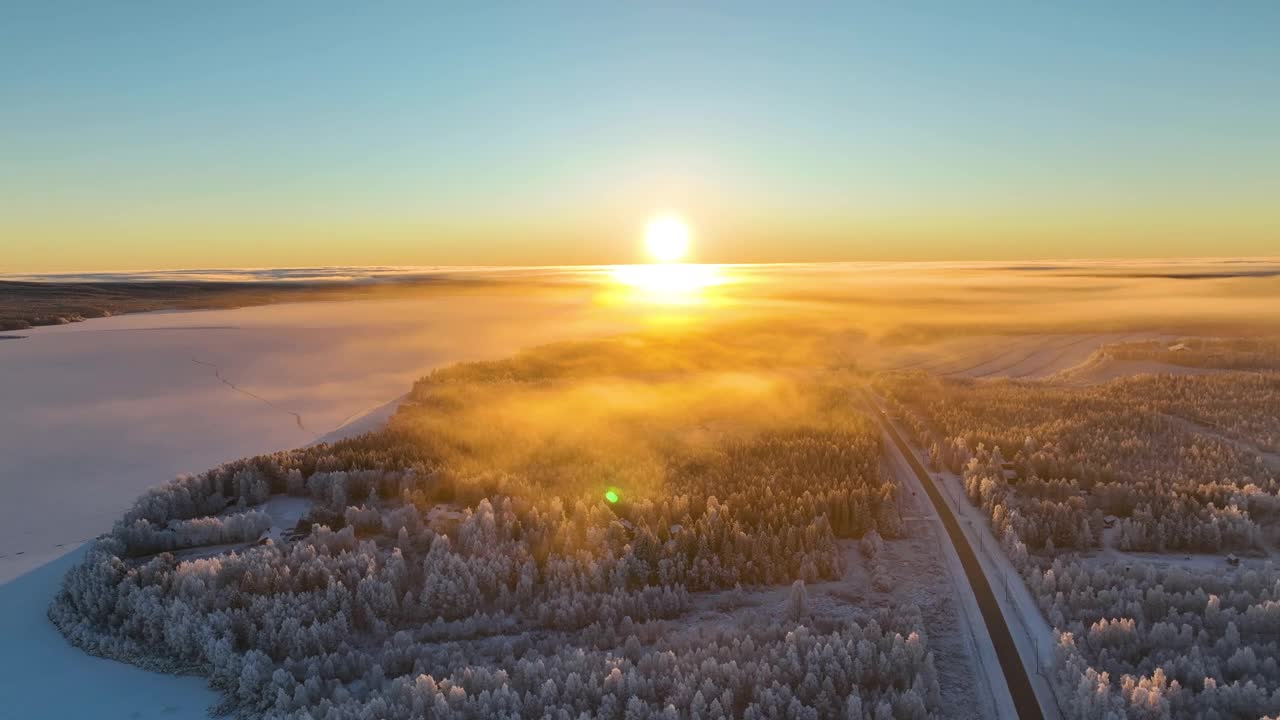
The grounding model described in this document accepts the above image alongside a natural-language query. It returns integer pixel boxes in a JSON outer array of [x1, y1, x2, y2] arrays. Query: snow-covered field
[[1048, 356, 1229, 386], [5, 261, 1275, 718], [880, 332, 1177, 380], [0, 294, 644, 719]]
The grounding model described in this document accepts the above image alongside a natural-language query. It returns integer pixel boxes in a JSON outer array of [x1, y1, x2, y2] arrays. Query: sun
[[608, 213, 719, 299], [644, 214, 691, 263]]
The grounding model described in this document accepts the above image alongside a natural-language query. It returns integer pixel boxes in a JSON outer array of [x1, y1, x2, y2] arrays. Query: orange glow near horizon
[[599, 214, 725, 306], [609, 263, 724, 298], [609, 212, 732, 302]]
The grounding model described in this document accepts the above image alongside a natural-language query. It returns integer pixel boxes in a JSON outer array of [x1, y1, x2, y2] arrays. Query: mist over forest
[[7, 0, 1279, 716], [19, 262, 1279, 719]]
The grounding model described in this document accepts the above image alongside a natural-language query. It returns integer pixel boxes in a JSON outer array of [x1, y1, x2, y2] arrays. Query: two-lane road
[[863, 390, 1047, 720]]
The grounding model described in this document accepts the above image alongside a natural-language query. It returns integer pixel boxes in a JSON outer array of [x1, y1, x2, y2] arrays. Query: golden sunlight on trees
[[50, 323, 945, 719]]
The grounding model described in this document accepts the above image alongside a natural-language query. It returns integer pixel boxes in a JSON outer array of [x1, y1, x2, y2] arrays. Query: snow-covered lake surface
[[0, 293, 643, 718], [0, 545, 220, 718], [5, 261, 1275, 718], [0, 294, 640, 581]]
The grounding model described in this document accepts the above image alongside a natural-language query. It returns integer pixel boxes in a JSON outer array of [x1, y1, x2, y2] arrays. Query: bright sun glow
[[644, 215, 691, 263], [605, 213, 723, 302], [610, 263, 722, 296]]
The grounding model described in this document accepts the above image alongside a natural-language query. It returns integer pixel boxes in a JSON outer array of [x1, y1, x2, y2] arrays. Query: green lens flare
[[604, 490, 619, 504]]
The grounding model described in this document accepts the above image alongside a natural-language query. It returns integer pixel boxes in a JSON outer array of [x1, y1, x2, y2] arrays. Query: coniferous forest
[[52, 327, 945, 720]]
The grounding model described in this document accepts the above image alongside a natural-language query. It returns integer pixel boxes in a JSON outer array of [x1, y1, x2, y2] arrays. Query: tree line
[[52, 333, 932, 719]]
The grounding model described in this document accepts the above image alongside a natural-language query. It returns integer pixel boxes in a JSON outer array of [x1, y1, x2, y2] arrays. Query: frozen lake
[[0, 292, 646, 581], [0, 292, 646, 719]]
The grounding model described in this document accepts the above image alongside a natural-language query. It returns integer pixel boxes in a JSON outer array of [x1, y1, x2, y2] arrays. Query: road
[[862, 390, 1047, 720]]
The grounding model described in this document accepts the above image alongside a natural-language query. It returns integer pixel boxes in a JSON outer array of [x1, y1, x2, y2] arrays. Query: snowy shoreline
[[0, 294, 637, 719]]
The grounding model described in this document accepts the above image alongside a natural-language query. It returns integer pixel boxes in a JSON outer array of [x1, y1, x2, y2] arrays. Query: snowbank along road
[[863, 389, 1047, 720]]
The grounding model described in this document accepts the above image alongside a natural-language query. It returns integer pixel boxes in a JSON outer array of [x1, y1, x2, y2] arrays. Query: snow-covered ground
[[871, 393, 1063, 720], [923, 461, 1064, 717], [1049, 357, 1227, 386], [877, 419, 1021, 720], [0, 293, 648, 719], [880, 332, 1176, 381], [0, 294, 642, 582], [257, 494, 313, 543], [0, 545, 220, 719], [877, 453, 1009, 719], [311, 393, 408, 446], [675, 528, 991, 720]]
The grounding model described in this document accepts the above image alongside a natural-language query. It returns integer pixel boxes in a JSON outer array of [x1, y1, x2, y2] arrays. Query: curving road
[[863, 390, 1046, 720]]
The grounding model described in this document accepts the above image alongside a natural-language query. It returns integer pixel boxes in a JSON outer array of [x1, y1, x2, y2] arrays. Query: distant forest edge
[[40, 286, 1280, 718], [7, 260, 1280, 336], [0, 276, 524, 331]]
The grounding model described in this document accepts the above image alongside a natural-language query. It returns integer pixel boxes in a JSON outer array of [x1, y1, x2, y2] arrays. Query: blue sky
[[3, 2, 1277, 270]]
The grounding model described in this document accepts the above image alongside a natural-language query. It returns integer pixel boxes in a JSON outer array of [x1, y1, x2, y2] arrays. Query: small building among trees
[[999, 461, 1019, 483]]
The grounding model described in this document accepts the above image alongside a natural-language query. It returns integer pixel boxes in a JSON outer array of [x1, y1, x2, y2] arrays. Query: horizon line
[[5, 255, 1280, 283]]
